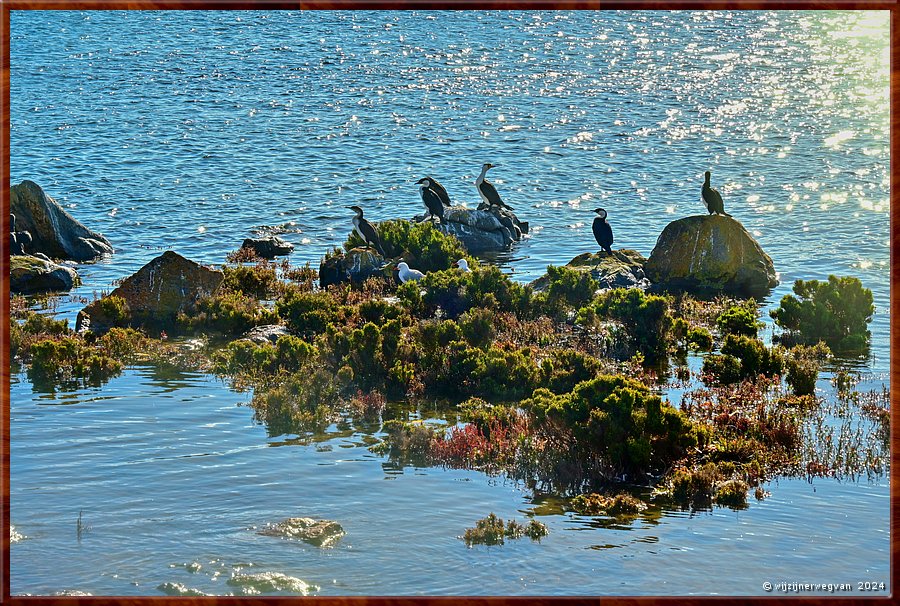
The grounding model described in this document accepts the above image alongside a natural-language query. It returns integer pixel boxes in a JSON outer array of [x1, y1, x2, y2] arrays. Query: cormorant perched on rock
[[423, 177, 452, 207], [348, 205, 386, 256], [396, 261, 425, 283], [452, 258, 470, 272], [416, 178, 445, 223], [592, 208, 613, 254], [476, 163, 514, 211], [702, 171, 731, 217], [9, 213, 29, 255]]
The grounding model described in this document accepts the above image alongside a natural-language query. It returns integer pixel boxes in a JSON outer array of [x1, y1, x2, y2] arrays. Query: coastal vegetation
[[9, 220, 885, 524]]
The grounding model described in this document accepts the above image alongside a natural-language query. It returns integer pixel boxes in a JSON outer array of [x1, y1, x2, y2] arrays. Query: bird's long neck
[[703, 174, 711, 187], [477, 166, 489, 184]]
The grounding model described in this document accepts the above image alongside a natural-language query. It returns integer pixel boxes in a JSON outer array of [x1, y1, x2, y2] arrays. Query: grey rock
[[319, 247, 386, 287], [241, 235, 294, 259], [10, 255, 80, 294], [11, 180, 113, 261], [242, 324, 290, 345]]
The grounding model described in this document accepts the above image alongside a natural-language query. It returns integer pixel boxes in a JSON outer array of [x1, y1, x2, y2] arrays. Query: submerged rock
[[241, 236, 294, 259], [646, 215, 777, 296], [76, 250, 224, 334], [419, 205, 528, 252], [258, 517, 345, 548], [157, 583, 208, 597], [10, 180, 113, 261], [226, 572, 317, 596], [10, 254, 79, 294], [530, 249, 649, 292], [318, 247, 386, 287]]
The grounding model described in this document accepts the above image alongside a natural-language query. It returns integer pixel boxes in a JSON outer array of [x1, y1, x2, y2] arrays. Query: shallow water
[[9, 9, 890, 596]]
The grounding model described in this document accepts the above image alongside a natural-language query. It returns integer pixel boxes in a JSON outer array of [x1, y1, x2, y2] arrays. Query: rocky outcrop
[[242, 324, 290, 345], [10, 255, 79, 294], [258, 517, 345, 548], [10, 180, 113, 261], [419, 206, 528, 252], [76, 251, 223, 333], [530, 249, 649, 292], [646, 215, 777, 296], [319, 247, 386, 287], [241, 236, 294, 259]]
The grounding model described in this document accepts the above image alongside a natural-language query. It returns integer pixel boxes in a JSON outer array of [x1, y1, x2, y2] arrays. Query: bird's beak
[[452, 261, 459, 267]]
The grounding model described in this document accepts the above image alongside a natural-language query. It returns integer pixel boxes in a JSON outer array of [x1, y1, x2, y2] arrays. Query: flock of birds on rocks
[[8, 163, 731, 286], [347, 163, 733, 283]]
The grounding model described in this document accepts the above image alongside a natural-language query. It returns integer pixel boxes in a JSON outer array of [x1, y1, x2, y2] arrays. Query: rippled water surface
[[9, 10, 890, 596]]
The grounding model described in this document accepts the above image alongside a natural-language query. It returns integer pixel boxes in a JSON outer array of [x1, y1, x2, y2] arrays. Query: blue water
[[9, 10, 890, 596]]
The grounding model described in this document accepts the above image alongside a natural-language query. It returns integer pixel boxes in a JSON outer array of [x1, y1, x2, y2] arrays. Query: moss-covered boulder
[[76, 251, 223, 333], [318, 247, 386, 287], [530, 249, 648, 292], [646, 215, 776, 296], [419, 206, 527, 252], [10, 254, 79, 294], [11, 180, 113, 261]]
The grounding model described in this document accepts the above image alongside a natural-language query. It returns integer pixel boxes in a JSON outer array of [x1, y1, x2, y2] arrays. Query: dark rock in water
[[241, 235, 294, 259], [10, 255, 80, 294], [11, 180, 113, 261], [319, 247, 386, 287], [419, 205, 528, 253], [258, 517, 345, 548], [242, 324, 290, 345], [530, 249, 649, 292], [76, 250, 223, 334], [646, 215, 777, 296]]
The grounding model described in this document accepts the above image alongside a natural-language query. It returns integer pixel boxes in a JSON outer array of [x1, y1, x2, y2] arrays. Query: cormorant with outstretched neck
[[702, 171, 731, 217], [423, 177, 452, 207], [475, 163, 514, 211], [592, 208, 613, 254], [416, 178, 445, 223], [347, 205, 386, 256]]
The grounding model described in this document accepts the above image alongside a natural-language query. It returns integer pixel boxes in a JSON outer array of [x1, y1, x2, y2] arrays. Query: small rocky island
[[9, 177, 881, 527]]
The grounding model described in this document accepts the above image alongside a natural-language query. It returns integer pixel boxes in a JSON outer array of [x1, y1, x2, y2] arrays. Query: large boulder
[[646, 215, 777, 296], [10, 255, 79, 294], [318, 247, 386, 287], [10, 180, 113, 261], [76, 251, 223, 333], [419, 206, 528, 252], [530, 249, 649, 292], [241, 236, 294, 259]]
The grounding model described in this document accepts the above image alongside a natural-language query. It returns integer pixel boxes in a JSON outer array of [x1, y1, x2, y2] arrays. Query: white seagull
[[397, 261, 425, 283], [452, 258, 470, 272]]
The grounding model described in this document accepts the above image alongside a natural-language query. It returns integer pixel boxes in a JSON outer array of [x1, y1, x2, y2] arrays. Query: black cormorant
[[416, 178, 445, 223], [423, 177, 452, 207], [476, 163, 514, 211], [702, 171, 731, 217], [592, 208, 613, 254], [348, 205, 386, 256]]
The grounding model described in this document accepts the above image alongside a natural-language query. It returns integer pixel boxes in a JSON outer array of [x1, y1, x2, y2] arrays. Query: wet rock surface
[[257, 517, 345, 548], [417, 205, 528, 252], [241, 235, 294, 259], [10, 254, 79, 294], [11, 180, 113, 261], [318, 247, 386, 287], [530, 249, 649, 292]]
